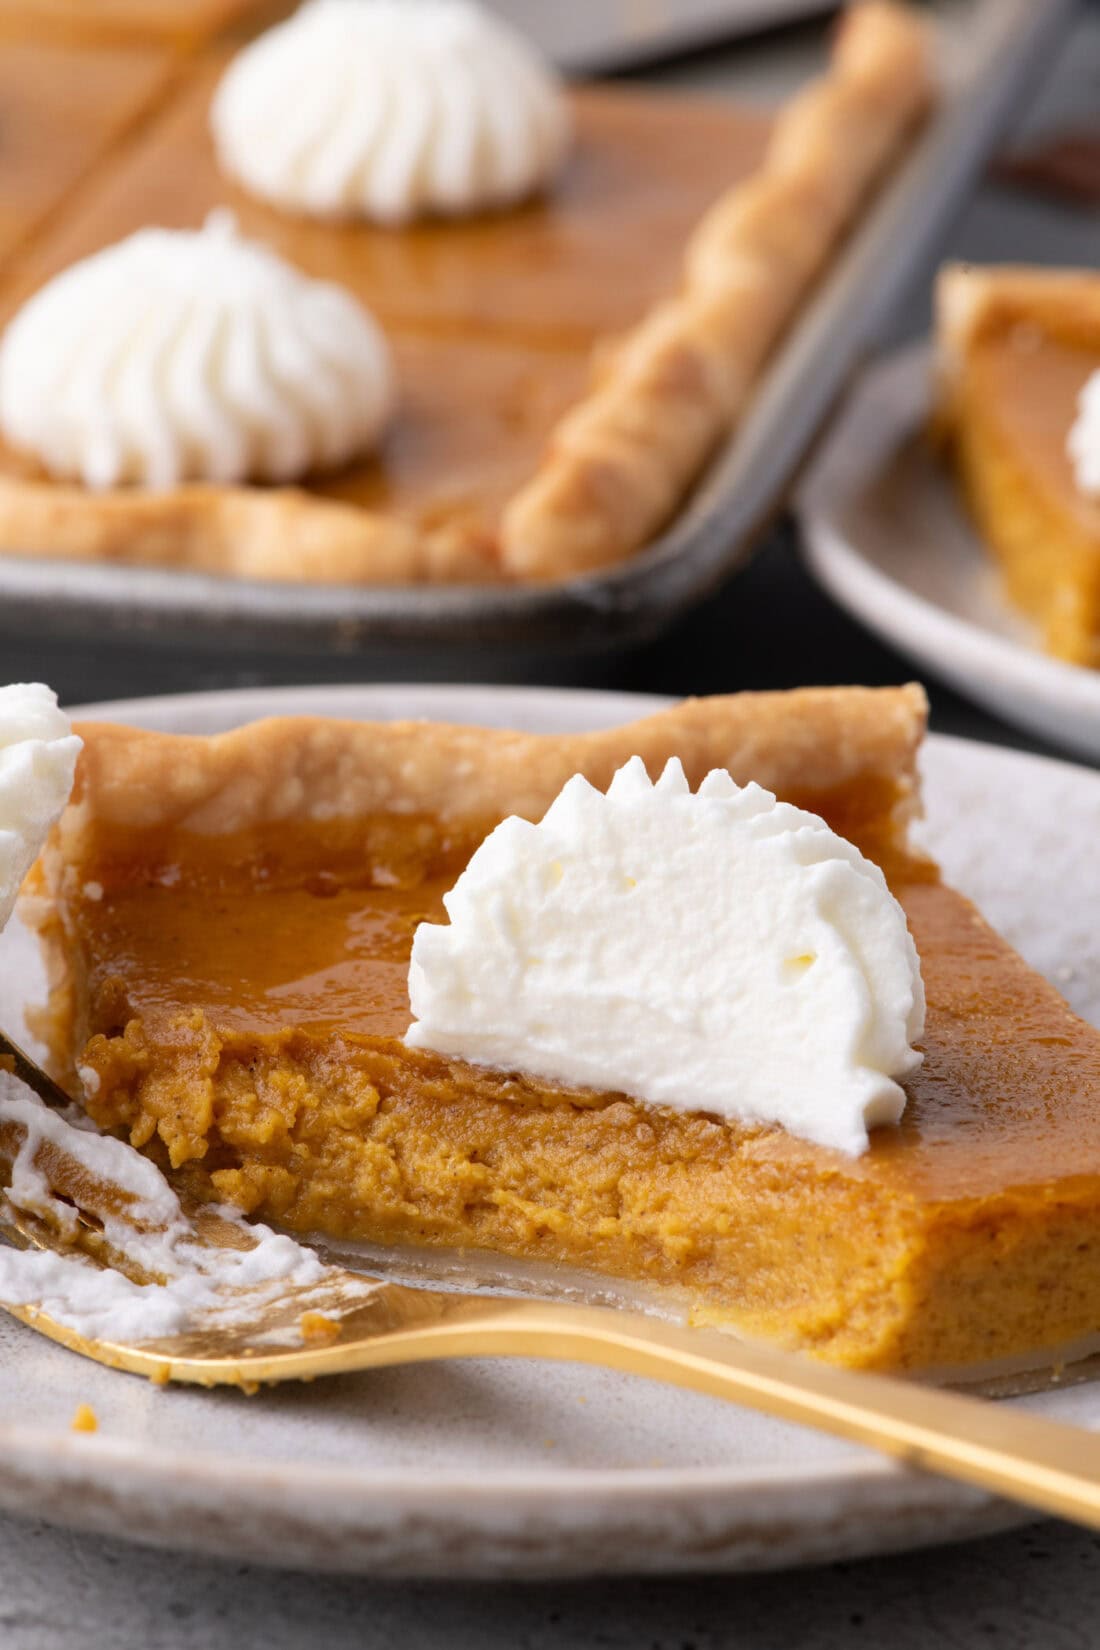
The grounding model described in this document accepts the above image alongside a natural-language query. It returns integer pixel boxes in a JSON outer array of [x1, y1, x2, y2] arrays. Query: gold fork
[[3, 1028, 1100, 1531]]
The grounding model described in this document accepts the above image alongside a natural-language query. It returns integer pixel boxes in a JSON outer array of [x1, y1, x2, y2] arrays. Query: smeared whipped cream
[[0, 211, 393, 489], [406, 758, 925, 1156], [0, 682, 373, 1345], [0, 1075, 364, 1343], [211, 0, 570, 223], [1068, 368, 1100, 498], [0, 683, 80, 934]]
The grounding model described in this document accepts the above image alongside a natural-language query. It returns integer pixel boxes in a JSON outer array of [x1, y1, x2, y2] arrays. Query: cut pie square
[[0, 2, 934, 585], [935, 263, 1100, 666], [24, 686, 1100, 1378]]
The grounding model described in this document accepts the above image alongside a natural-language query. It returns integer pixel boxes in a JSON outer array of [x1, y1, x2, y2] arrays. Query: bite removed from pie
[[23, 685, 1100, 1379], [935, 263, 1100, 667]]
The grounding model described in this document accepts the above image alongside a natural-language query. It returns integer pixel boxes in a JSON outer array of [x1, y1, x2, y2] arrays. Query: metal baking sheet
[[0, 0, 1073, 658]]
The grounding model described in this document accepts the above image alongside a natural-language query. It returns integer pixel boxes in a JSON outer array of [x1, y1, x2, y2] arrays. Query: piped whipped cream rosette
[[211, 0, 571, 224], [407, 757, 925, 1157], [0, 211, 393, 490]]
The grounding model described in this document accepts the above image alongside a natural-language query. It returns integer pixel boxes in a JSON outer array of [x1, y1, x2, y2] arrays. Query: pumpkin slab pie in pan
[[0, 0, 934, 587], [17, 680, 1100, 1381]]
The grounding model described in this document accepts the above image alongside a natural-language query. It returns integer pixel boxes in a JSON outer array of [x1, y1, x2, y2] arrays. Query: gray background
[[4, 3, 1100, 1645], [0, 1512, 1094, 1650]]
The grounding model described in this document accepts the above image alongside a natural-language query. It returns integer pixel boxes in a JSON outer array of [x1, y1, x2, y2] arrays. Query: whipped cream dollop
[[0, 212, 393, 489], [0, 683, 81, 934], [406, 758, 925, 1156], [211, 0, 571, 223], [1068, 369, 1100, 498]]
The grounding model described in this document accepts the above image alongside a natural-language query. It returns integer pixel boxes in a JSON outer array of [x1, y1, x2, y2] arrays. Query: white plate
[[3, 681, 1100, 1580], [799, 345, 1100, 762]]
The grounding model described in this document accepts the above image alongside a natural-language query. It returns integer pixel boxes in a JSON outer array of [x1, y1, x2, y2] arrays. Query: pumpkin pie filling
[[24, 687, 1100, 1377], [949, 334, 1100, 663]]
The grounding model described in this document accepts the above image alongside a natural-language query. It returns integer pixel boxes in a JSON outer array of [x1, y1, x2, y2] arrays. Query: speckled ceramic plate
[[2, 682, 1099, 1579], [799, 345, 1100, 763]]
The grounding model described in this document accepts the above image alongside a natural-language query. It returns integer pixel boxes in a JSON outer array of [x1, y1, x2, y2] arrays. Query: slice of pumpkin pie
[[23, 685, 1100, 1376]]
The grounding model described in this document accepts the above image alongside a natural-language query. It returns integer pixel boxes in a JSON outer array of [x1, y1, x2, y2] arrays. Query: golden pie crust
[[25, 685, 1100, 1376], [935, 263, 1100, 666], [0, 2, 933, 587]]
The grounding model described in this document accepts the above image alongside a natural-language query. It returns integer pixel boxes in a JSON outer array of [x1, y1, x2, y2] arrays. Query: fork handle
[[374, 1297, 1100, 1530]]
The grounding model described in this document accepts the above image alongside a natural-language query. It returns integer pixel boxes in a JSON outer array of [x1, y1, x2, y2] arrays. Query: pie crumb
[[70, 1404, 98, 1434], [299, 1310, 342, 1345]]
